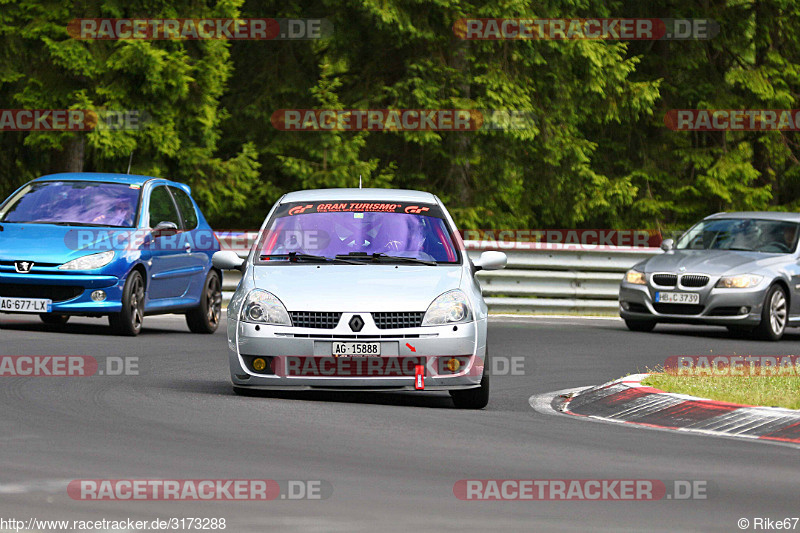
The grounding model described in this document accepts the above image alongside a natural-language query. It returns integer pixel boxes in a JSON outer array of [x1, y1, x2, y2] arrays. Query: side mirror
[[212, 250, 245, 271], [660, 238, 674, 251], [152, 221, 178, 239], [473, 251, 507, 272]]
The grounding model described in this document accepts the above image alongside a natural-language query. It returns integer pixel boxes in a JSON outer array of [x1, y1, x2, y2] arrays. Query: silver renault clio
[[620, 212, 800, 341], [212, 188, 506, 408]]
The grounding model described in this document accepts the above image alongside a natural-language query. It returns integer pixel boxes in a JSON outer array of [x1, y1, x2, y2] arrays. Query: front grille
[[0, 283, 83, 302], [289, 311, 341, 329], [653, 303, 704, 315], [680, 274, 709, 287], [652, 274, 678, 286], [0, 261, 60, 268], [372, 311, 425, 329]]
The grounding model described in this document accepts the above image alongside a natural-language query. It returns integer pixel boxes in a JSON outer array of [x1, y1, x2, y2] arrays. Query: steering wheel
[[763, 241, 790, 253]]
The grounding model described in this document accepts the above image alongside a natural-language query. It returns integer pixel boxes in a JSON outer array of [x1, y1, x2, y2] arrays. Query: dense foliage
[[1, 0, 799, 233]]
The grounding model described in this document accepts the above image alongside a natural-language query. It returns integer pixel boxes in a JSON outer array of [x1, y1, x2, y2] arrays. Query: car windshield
[[0, 181, 140, 228], [257, 201, 460, 264], [676, 218, 800, 253]]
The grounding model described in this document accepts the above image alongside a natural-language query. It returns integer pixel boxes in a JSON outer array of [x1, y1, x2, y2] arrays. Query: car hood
[[643, 249, 788, 275], [250, 264, 463, 312], [0, 223, 133, 264]]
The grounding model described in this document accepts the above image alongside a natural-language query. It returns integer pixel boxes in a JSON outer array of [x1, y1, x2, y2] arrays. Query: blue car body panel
[[0, 172, 220, 316]]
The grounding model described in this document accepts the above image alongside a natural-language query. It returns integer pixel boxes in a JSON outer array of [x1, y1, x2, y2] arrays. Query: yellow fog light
[[252, 358, 267, 371], [445, 358, 461, 372]]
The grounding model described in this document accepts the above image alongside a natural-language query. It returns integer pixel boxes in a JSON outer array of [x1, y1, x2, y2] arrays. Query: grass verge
[[643, 372, 800, 410]]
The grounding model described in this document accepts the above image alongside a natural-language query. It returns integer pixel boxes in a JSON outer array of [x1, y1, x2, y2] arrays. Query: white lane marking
[[0, 479, 73, 494]]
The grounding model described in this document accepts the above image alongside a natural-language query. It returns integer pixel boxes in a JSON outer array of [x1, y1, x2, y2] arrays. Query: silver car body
[[620, 211, 800, 329], [224, 188, 497, 391]]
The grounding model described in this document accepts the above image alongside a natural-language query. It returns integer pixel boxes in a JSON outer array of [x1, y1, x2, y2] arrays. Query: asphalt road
[[0, 313, 798, 532]]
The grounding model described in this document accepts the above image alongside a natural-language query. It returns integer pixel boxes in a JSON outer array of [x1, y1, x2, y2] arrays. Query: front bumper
[[227, 314, 486, 391], [619, 279, 768, 326], [0, 271, 123, 314]]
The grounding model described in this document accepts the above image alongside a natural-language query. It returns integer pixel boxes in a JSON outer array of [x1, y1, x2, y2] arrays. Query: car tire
[[109, 270, 145, 336], [624, 319, 656, 332], [39, 314, 69, 326], [186, 270, 222, 334], [754, 284, 788, 341], [450, 366, 490, 409]]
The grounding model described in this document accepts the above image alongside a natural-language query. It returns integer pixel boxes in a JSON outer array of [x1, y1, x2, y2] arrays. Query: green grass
[[643, 372, 800, 410]]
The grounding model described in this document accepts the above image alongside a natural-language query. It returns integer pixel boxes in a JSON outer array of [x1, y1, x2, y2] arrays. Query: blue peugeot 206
[[0, 173, 222, 335]]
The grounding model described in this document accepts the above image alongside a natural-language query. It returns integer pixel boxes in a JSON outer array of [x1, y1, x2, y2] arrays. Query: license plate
[[0, 297, 52, 313], [655, 291, 699, 304], [332, 342, 381, 357]]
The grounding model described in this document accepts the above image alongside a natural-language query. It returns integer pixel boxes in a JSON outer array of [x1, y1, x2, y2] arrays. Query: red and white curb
[[555, 373, 800, 446]]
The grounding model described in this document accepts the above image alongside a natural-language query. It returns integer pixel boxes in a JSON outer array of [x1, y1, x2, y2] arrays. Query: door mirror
[[212, 250, 246, 271], [473, 251, 507, 272], [660, 238, 674, 251], [152, 221, 178, 239]]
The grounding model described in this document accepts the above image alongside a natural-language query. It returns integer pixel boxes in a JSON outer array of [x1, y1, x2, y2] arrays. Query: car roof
[[281, 188, 438, 203], [32, 172, 191, 193], [704, 211, 800, 222]]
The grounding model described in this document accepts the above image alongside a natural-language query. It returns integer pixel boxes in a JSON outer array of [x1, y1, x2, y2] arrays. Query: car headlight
[[625, 269, 647, 285], [422, 290, 473, 326], [58, 251, 115, 270], [240, 290, 291, 325], [715, 274, 763, 289]]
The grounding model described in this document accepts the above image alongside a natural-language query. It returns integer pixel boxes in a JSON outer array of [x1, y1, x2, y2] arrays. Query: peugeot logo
[[14, 261, 34, 273], [348, 315, 364, 332]]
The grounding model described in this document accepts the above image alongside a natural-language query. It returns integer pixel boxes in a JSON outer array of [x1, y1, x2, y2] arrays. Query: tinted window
[[677, 218, 800, 253], [258, 202, 459, 263], [0, 181, 140, 227], [148, 186, 179, 228], [170, 187, 198, 230]]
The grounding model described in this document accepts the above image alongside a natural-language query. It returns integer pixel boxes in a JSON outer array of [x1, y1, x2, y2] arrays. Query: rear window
[[256, 201, 460, 264]]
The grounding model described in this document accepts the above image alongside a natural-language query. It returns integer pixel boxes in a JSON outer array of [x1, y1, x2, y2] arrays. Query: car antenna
[[126, 151, 134, 174], [359, 174, 362, 189]]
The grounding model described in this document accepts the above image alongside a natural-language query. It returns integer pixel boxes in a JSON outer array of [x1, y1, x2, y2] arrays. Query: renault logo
[[348, 315, 364, 332], [14, 261, 34, 273]]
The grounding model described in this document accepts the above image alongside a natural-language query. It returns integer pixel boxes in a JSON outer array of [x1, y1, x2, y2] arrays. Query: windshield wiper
[[335, 252, 438, 266], [728, 246, 755, 251], [261, 252, 364, 265]]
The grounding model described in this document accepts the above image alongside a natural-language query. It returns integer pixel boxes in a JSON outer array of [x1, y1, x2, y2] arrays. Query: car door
[[145, 185, 193, 300], [168, 186, 208, 301]]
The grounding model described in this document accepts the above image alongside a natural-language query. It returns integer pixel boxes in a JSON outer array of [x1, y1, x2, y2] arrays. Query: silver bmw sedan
[[620, 212, 800, 341], [212, 188, 506, 408]]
